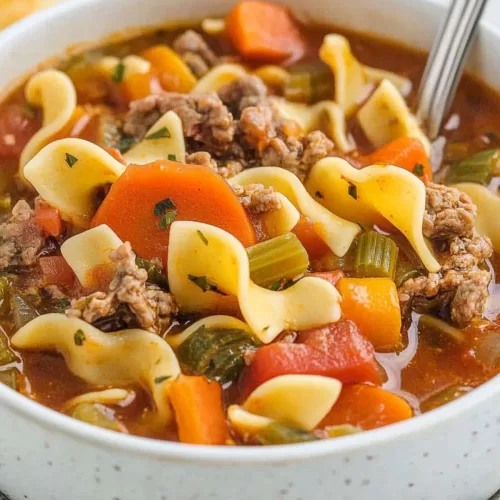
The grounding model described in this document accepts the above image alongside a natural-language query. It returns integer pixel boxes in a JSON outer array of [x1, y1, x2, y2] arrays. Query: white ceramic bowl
[[1, 1, 500, 499]]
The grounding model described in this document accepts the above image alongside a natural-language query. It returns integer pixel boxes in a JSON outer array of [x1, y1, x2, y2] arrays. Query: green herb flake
[[262, 326, 270, 332], [269, 280, 281, 291], [116, 136, 136, 154], [413, 163, 424, 177], [74, 329, 86, 346], [111, 62, 126, 83], [158, 210, 177, 230], [65, 153, 78, 168], [188, 274, 228, 295], [145, 127, 171, 140], [315, 190, 324, 199], [154, 375, 171, 384], [167, 154, 177, 161], [197, 230, 209, 246], [348, 182, 357, 200], [154, 197, 176, 216]]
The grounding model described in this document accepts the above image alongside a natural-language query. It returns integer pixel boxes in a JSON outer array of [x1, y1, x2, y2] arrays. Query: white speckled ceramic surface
[[1, 0, 500, 499]]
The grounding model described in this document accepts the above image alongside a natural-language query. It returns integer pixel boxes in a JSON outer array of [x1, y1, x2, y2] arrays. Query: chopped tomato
[[35, 205, 64, 237], [39, 256, 75, 286], [240, 320, 382, 397], [307, 270, 345, 287], [0, 104, 40, 158]]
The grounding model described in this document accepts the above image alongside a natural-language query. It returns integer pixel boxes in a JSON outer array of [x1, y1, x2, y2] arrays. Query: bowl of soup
[[0, 0, 500, 499]]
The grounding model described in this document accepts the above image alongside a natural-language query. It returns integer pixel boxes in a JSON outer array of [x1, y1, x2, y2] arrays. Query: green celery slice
[[247, 233, 309, 288], [445, 148, 500, 185], [354, 231, 399, 279]]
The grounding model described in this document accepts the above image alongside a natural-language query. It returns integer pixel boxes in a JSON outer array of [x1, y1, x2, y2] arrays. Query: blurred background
[[0, 0, 63, 29]]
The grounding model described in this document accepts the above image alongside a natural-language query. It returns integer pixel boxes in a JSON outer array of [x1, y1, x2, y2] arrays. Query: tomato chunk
[[39, 256, 75, 286], [240, 320, 382, 396], [0, 104, 40, 158]]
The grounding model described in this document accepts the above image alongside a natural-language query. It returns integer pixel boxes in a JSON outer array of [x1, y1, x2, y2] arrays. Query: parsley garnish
[[269, 280, 281, 291], [65, 153, 78, 168], [348, 182, 357, 200], [74, 329, 86, 346], [145, 127, 171, 140], [315, 191, 324, 199], [188, 274, 227, 295], [111, 62, 125, 83], [197, 230, 209, 246], [158, 211, 177, 230], [116, 136, 136, 154], [262, 326, 270, 332], [154, 375, 171, 384], [168, 154, 177, 161], [154, 197, 176, 216], [154, 197, 177, 230], [413, 163, 424, 177]]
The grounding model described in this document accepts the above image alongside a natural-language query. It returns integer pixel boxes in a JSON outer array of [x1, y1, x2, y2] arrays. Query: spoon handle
[[416, 0, 488, 139]]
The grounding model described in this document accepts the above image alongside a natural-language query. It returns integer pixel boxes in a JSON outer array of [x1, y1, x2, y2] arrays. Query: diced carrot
[[141, 45, 196, 93], [240, 320, 382, 397], [319, 384, 413, 430], [364, 137, 432, 183], [35, 205, 64, 237], [91, 161, 257, 267], [226, 1, 305, 62], [337, 278, 402, 351], [39, 256, 75, 286], [292, 217, 330, 261], [307, 270, 345, 287], [170, 375, 228, 445], [0, 103, 40, 158], [120, 72, 163, 102]]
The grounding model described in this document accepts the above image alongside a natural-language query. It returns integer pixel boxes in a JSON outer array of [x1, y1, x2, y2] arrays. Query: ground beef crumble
[[66, 242, 177, 334], [232, 183, 282, 215], [0, 200, 44, 270], [124, 92, 235, 155], [173, 30, 219, 78], [400, 183, 493, 326], [124, 75, 334, 180]]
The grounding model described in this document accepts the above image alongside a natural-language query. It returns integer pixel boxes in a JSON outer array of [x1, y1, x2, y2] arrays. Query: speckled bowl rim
[[1, 0, 500, 466]]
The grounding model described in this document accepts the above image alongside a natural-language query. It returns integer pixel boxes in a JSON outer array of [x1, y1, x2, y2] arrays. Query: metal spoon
[[416, 0, 488, 140]]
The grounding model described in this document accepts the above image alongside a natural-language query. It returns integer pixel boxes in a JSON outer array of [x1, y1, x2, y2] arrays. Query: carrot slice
[[292, 217, 330, 261], [319, 384, 413, 430], [120, 72, 163, 103], [337, 278, 402, 351], [91, 161, 256, 266], [39, 256, 75, 286], [35, 205, 64, 237], [170, 375, 228, 445], [226, 1, 305, 62], [365, 137, 432, 183], [141, 45, 196, 93]]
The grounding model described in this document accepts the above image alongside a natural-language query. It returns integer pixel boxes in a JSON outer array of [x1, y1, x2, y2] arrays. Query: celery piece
[[0, 276, 10, 315], [10, 295, 39, 331], [71, 403, 127, 433], [418, 314, 465, 346], [325, 424, 363, 438], [0, 333, 15, 366], [0, 194, 11, 211], [445, 148, 500, 185], [284, 64, 334, 104], [247, 233, 309, 288], [354, 231, 399, 279], [177, 326, 261, 383], [0, 369, 17, 390], [255, 422, 318, 445]]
